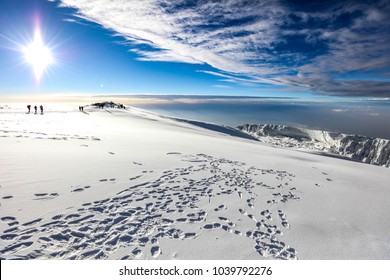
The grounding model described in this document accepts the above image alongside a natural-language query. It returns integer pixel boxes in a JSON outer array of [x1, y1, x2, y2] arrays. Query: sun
[[23, 28, 53, 81]]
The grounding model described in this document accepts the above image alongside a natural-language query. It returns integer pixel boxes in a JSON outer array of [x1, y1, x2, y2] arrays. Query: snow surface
[[238, 124, 390, 167], [0, 105, 390, 260]]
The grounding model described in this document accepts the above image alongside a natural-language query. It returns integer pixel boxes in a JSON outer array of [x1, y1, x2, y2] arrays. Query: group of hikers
[[92, 102, 126, 109], [27, 105, 43, 114], [26, 103, 127, 114]]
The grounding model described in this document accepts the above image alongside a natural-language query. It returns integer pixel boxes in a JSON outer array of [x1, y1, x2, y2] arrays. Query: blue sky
[[0, 0, 389, 98]]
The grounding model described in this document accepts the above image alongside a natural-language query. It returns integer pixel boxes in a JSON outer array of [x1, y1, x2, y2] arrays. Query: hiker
[[40, 105, 43, 114], [34, 105, 37, 114], [27, 105, 31, 113]]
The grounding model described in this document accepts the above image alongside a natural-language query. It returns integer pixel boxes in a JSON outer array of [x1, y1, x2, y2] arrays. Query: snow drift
[[1, 105, 390, 260]]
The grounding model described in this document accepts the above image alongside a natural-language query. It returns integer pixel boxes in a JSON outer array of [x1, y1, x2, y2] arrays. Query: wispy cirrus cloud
[[57, 0, 390, 97]]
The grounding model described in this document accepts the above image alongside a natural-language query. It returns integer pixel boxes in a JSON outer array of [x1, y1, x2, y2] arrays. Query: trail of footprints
[[0, 129, 101, 142], [0, 153, 301, 260]]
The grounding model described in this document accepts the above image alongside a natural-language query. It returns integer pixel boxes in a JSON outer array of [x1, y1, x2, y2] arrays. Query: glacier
[[237, 124, 390, 168]]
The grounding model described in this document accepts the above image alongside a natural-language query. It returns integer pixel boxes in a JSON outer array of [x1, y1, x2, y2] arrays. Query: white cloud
[[59, 0, 390, 97], [59, 0, 282, 75], [213, 84, 231, 89]]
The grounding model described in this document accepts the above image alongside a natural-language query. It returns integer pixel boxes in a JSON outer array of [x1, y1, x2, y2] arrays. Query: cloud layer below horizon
[[59, 0, 390, 97]]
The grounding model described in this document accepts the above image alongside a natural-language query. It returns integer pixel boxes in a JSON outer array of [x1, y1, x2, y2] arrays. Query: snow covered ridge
[[1, 106, 390, 259], [237, 124, 390, 168]]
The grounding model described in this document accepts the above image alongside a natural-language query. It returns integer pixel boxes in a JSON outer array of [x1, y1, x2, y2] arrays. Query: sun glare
[[23, 28, 53, 81]]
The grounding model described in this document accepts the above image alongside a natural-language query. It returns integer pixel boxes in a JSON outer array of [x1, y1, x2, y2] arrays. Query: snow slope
[[0, 105, 389, 260], [238, 124, 390, 167]]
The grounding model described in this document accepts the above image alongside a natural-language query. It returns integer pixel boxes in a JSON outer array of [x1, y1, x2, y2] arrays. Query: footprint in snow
[[151, 246, 161, 258]]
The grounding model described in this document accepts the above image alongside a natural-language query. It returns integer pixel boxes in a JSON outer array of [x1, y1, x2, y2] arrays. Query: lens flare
[[23, 28, 53, 81]]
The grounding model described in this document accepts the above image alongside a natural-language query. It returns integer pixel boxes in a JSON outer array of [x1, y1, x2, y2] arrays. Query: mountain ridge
[[237, 124, 390, 168]]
